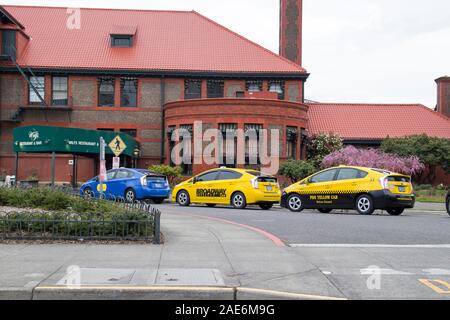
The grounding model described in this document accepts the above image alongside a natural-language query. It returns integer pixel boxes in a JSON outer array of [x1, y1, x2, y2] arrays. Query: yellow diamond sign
[[109, 135, 127, 157]]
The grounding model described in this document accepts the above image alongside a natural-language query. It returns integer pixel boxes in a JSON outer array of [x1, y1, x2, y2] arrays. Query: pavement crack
[[206, 226, 241, 286]]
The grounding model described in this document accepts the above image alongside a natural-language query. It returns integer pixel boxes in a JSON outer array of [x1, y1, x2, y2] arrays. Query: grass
[[414, 187, 447, 203]]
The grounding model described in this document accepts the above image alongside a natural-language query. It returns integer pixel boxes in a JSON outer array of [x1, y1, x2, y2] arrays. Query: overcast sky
[[2, 0, 450, 108]]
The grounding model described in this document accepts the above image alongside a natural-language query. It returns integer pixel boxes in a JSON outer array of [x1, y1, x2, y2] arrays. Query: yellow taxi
[[281, 165, 415, 215], [172, 168, 281, 210]]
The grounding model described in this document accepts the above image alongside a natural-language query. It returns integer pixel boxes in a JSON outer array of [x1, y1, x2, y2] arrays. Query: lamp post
[[133, 147, 140, 168]]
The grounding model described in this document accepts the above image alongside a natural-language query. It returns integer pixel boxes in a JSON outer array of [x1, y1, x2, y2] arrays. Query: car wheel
[[231, 192, 247, 209], [152, 198, 164, 204], [355, 194, 375, 215], [446, 197, 450, 215], [206, 204, 216, 208], [259, 203, 273, 210], [287, 194, 304, 212], [386, 208, 404, 216], [176, 190, 190, 207], [83, 187, 94, 198], [318, 208, 333, 214], [125, 188, 136, 203]]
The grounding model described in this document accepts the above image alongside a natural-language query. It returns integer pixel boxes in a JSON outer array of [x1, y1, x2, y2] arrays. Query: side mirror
[[192, 177, 198, 184]]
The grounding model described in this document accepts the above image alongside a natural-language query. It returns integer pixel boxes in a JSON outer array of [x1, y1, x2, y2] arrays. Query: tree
[[381, 135, 450, 183], [278, 160, 317, 183], [307, 133, 343, 167], [322, 146, 425, 176], [149, 165, 183, 186]]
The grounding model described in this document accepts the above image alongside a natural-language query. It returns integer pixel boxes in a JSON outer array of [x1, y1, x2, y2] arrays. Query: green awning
[[13, 125, 139, 157]]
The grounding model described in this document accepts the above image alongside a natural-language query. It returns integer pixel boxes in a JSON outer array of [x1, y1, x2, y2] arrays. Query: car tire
[[152, 198, 165, 204], [446, 197, 450, 215], [231, 192, 247, 209], [355, 194, 375, 215], [259, 203, 273, 210], [206, 204, 216, 208], [318, 208, 333, 214], [386, 208, 404, 216], [125, 188, 136, 203], [287, 194, 304, 213], [83, 187, 94, 198], [176, 190, 190, 207]]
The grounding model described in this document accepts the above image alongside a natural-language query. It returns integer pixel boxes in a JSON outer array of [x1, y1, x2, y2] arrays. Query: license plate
[[398, 186, 405, 192], [266, 186, 273, 191], [154, 184, 162, 188]]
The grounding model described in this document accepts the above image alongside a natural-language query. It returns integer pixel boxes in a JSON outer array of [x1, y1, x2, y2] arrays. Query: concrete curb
[[29, 285, 346, 300]]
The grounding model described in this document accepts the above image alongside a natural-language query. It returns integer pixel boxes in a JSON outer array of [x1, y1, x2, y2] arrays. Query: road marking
[[423, 269, 450, 275], [360, 268, 413, 275], [185, 214, 286, 247], [290, 244, 450, 248], [419, 279, 450, 294]]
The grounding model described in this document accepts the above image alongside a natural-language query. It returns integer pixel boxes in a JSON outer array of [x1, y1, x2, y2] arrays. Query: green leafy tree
[[148, 165, 183, 186], [278, 160, 317, 183], [381, 135, 450, 183], [307, 133, 344, 167]]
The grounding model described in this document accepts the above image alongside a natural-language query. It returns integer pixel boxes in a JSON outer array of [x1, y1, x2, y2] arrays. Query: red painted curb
[[187, 214, 286, 247]]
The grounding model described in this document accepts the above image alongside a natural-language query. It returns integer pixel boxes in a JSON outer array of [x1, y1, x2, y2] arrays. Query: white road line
[[290, 244, 450, 248]]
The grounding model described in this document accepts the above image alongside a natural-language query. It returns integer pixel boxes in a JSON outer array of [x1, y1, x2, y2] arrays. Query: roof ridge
[[3, 4, 193, 14], [191, 10, 307, 73]]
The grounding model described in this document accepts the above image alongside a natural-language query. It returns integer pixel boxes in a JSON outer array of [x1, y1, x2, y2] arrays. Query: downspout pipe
[[160, 77, 166, 164]]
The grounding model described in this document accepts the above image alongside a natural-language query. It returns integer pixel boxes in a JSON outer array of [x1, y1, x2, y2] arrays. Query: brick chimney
[[279, 0, 303, 66], [436, 76, 450, 118]]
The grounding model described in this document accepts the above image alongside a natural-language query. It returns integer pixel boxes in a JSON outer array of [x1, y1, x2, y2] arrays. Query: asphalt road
[[157, 203, 450, 245], [156, 203, 450, 299]]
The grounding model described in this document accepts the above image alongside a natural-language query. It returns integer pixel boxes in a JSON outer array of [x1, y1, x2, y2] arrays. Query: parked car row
[[80, 166, 450, 216]]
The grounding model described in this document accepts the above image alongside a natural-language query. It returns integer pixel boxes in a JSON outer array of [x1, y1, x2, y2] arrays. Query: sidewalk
[[0, 212, 345, 300]]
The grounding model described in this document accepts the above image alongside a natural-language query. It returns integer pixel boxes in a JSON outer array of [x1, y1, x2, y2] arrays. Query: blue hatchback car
[[80, 168, 170, 203]]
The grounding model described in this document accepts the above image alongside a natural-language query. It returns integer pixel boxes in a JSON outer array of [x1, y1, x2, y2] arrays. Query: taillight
[[379, 176, 389, 190], [251, 177, 259, 189]]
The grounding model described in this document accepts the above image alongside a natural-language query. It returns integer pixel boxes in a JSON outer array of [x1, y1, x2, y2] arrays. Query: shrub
[[381, 135, 450, 183], [307, 133, 343, 167], [279, 160, 317, 183], [149, 165, 183, 186], [322, 146, 425, 176]]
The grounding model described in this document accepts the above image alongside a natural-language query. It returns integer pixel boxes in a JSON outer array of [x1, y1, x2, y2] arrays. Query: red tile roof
[[3, 5, 306, 74], [307, 103, 450, 140]]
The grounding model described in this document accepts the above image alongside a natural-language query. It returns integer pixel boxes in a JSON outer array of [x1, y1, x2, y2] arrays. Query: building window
[[52, 76, 68, 106], [180, 124, 193, 175], [219, 123, 238, 168], [111, 36, 132, 47], [246, 80, 262, 92], [268, 80, 285, 100], [184, 79, 202, 99], [29, 76, 45, 104], [207, 80, 224, 98], [120, 78, 137, 107], [120, 129, 137, 138], [1, 30, 16, 61], [245, 124, 263, 166], [167, 126, 176, 167], [286, 127, 298, 159], [98, 77, 115, 107], [98, 128, 114, 132]]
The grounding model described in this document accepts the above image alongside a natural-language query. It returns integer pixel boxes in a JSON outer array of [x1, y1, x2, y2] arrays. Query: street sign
[[112, 157, 120, 169], [109, 135, 127, 157]]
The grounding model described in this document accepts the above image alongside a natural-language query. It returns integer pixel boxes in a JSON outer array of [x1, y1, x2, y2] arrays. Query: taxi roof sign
[[109, 135, 127, 157]]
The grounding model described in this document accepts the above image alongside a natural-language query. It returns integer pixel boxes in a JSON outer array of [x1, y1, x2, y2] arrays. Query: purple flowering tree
[[322, 146, 425, 176]]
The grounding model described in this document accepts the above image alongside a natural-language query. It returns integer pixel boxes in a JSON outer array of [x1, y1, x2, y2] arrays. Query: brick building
[[0, 1, 449, 184]]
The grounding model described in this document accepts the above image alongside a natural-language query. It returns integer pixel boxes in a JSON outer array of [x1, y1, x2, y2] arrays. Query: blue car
[[80, 168, 170, 203]]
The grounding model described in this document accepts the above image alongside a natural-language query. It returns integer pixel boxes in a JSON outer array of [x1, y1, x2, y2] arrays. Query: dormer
[[110, 25, 136, 48], [0, 5, 29, 62]]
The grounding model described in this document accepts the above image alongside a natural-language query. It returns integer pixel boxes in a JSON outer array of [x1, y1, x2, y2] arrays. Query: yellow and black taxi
[[172, 168, 281, 210], [281, 166, 415, 215]]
